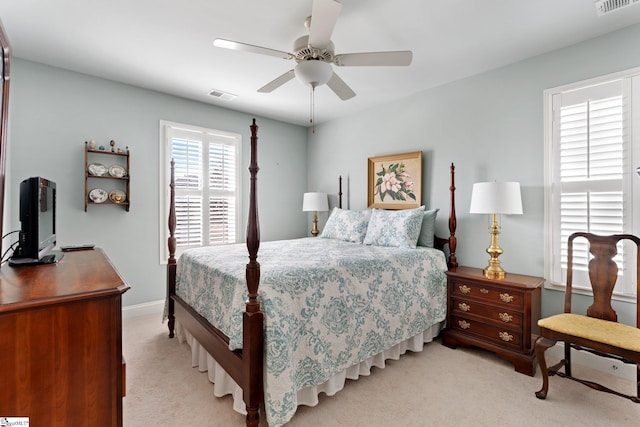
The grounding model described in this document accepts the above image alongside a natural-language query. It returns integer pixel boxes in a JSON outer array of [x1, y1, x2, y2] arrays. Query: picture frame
[[367, 151, 422, 209]]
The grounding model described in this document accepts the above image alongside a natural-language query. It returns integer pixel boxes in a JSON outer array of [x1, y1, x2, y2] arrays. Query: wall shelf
[[85, 142, 130, 212]]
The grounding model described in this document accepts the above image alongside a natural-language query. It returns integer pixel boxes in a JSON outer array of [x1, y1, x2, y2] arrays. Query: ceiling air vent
[[208, 89, 237, 101], [595, 0, 640, 15]]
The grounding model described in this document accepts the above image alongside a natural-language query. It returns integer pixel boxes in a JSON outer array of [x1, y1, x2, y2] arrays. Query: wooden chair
[[534, 232, 640, 403]]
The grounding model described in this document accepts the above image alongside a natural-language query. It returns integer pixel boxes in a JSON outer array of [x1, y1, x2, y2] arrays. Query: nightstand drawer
[[451, 315, 523, 350], [452, 280, 524, 309], [451, 297, 523, 329], [443, 266, 543, 376]]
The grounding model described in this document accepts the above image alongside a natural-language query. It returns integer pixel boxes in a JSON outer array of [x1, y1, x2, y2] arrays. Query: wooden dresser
[[0, 249, 130, 426], [442, 266, 543, 376]]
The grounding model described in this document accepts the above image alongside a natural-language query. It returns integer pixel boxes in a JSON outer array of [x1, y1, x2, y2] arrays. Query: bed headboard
[[333, 164, 456, 270]]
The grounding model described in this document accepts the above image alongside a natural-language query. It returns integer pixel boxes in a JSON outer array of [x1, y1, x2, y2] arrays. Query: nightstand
[[442, 266, 543, 376]]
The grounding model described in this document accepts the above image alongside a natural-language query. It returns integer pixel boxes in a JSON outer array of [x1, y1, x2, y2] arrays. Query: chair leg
[[535, 336, 557, 400], [637, 362, 639, 399], [564, 342, 572, 377]]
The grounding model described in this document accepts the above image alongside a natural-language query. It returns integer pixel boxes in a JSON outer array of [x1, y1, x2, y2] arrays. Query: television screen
[[11, 177, 60, 265]]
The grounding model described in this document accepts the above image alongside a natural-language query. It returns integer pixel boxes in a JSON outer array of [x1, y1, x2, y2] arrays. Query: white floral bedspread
[[176, 237, 447, 426]]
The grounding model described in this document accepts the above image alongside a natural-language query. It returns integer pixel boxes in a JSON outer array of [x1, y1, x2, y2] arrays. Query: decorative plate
[[88, 163, 108, 176], [109, 164, 126, 178], [109, 190, 127, 204], [89, 188, 108, 203]]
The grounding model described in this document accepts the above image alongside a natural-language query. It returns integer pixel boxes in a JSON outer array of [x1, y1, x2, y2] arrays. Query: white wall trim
[[122, 299, 165, 320], [546, 342, 635, 381]]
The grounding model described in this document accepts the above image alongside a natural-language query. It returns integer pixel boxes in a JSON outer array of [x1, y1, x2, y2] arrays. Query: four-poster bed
[[166, 119, 458, 426]]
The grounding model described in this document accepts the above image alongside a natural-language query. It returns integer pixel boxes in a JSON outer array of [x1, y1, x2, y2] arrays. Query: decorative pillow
[[363, 206, 425, 248], [417, 208, 440, 248], [320, 207, 372, 243]]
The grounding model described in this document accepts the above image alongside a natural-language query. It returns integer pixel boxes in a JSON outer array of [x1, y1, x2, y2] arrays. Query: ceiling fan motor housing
[[293, 35, 334, 62]]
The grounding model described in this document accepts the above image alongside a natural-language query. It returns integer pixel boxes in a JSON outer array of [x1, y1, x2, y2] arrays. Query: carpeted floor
[[123, 314, 640, 426]]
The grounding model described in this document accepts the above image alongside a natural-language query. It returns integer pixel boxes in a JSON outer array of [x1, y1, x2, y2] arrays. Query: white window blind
[[159, 121, 241, 262], [545, 74, 639, 299]]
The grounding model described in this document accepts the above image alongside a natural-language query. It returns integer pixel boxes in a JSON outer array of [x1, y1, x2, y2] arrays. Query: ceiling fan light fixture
[[294, 60, 332, 87]]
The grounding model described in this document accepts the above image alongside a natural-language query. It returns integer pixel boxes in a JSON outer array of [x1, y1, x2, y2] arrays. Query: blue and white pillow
[[363, 206, 425, 248], [320, 207, 372, 243], [417, 208, 440, 248]]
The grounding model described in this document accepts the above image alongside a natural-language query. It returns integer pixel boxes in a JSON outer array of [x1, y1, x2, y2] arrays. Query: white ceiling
[[1, 1, 640, 127]]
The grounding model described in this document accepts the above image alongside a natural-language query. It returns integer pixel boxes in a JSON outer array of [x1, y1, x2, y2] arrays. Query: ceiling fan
[[213, 0, 412, 101]]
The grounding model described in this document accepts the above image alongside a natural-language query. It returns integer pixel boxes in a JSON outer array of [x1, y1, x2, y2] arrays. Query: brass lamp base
[[483, 213, 507, 279], [310, 211, 319, 237], [483, 265, 506, 279]]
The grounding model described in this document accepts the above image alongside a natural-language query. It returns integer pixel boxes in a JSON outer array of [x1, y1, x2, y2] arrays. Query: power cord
[[1, 229, 21, 265], [2, 229, 19, 240], [1, 239, 20, 265]]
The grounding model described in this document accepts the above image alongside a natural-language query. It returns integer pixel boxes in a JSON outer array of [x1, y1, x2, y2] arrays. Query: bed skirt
[[175, 320, 445, 416]]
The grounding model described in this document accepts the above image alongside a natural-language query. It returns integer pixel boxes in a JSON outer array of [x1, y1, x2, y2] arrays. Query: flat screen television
[[10, 177, 62, 265]]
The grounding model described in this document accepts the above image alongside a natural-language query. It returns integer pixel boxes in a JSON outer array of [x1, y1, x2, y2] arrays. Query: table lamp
[[303, 192, 329, 237], [470, 181, 523, 279]]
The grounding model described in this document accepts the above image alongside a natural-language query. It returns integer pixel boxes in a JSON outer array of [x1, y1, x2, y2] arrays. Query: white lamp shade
[[303, 192, 329, 212], [294, 61, 333, 87], [469, 182, 523, 215]]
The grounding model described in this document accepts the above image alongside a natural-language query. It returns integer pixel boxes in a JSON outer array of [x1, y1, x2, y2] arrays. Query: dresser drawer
[[450, 315, 523, 350], [451, 297, 523, 329], [451, 280, 524, 309]]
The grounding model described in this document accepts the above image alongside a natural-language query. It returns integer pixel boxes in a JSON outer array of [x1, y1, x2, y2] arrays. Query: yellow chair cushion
[[538, 313, 640, 353]]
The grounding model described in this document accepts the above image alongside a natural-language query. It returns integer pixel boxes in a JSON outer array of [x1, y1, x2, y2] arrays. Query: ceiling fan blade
[[327, 72, 356, 100], [308, 0, 342, 49], [214, 38, 293, 60], [334, 51, 413, 66], [257, 70, 296, 93]]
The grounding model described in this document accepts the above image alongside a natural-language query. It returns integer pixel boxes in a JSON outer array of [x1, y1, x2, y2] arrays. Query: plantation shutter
[[172, 136, 204, 247], [208, 141, 237, 245], [551, 80, 630, 293], [161, 122, 241, 260]]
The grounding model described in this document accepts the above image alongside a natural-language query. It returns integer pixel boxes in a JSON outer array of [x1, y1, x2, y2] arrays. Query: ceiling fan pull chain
[[310, 85, 316, 134]]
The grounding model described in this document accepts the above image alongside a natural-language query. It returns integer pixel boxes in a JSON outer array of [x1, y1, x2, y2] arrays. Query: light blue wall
[[307, 24, 640, 323], [6, 24, 640, 318], [6, 59, 308, 307]]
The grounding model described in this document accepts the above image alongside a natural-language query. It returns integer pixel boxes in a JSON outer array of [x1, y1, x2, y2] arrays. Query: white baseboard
[[122, 299, 165, 320], [546, 342, 636, 381]]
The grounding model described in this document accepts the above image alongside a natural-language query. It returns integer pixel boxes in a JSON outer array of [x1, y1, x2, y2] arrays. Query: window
[[544, 69, 640, 300], [159, 121, 241, 262]]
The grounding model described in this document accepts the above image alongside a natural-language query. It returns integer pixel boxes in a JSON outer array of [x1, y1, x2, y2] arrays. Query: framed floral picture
[[367, 151, 422, 209]]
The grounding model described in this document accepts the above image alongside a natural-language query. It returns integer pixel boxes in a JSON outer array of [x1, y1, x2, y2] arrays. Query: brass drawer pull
[[499, 293, 514, 303], [499, 312, 513, 323], [480, 288, 489, 294], [459, 285, 471, 294], [458, 320, 471, 330], [458, 302, 471, 312], [499, 331, 514, 342]]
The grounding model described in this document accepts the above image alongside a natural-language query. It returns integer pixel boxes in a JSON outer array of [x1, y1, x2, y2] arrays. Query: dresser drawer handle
[[458, 320, 471, 330], [458, 302, 471, 312], [499, 331, 514, 342], [499, 293, 514, 303], [499, 312, 513, 323], [459, 285, 471, 294], [480, 288, 489, 294]]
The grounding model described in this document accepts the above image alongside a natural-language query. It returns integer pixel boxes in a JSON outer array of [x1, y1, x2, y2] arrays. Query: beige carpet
[[123, 314, 640, 426]]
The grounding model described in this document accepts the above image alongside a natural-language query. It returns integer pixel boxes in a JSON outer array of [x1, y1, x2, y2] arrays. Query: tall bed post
[[243, 119, 264, 427], [338, 175, 342, 209], [167, 159, 176, 338], [448, 162, 458, 269]]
